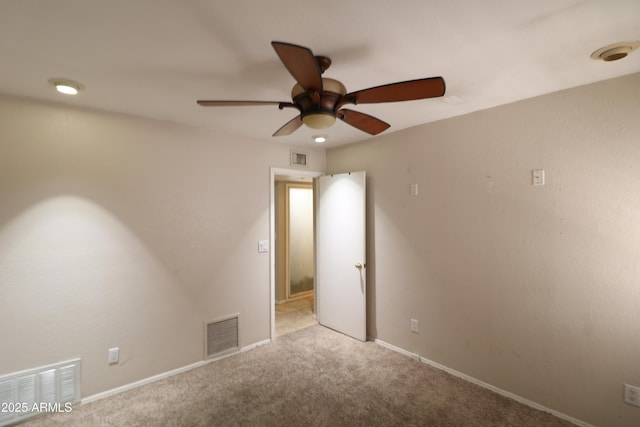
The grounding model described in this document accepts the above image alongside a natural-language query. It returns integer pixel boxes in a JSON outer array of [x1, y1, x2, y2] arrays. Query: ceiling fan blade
[[342, 77, 445, 105], [273, 115, 303, 137], [337, 109, 390, 135], [272, 41, 323, 93], [197, 100, 284, 107]]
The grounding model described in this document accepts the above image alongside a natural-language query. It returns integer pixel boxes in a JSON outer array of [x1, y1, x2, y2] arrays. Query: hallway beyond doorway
[[275, 293, 316, 337]]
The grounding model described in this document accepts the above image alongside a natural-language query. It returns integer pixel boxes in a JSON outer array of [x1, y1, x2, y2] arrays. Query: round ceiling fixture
[[48, 78, 84, 95], [312, 135, 327, 143], [591, 41, 640, 62]]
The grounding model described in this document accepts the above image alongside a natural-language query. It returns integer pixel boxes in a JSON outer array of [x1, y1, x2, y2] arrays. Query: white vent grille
[[205, 315, 239, 359], [0, 359, 81, 426]]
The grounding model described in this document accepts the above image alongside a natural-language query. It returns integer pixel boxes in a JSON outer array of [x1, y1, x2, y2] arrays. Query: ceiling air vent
[[204, 315, 239, 359]]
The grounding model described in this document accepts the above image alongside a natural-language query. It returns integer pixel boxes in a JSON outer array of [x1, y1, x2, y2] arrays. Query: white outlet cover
[[108, 347, 119, 364], [258, 240, 269, 253]]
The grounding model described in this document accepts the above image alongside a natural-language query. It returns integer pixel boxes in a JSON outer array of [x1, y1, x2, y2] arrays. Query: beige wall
[[0, 94, 325, 396], [325, 73, 640, 427]]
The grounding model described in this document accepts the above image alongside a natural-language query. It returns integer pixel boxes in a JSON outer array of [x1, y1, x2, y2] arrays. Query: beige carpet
[[24, 325, 575, 426]]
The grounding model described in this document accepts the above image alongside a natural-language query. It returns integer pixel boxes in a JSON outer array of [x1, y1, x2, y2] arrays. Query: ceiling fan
[[197, 41, 446, 137]]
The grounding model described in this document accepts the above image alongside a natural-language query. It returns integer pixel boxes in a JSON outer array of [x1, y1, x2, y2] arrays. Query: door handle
[[355, 263, 363, 269]]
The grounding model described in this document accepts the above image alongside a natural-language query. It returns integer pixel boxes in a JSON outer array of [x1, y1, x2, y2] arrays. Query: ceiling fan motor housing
[[292, 78, 347, 128]]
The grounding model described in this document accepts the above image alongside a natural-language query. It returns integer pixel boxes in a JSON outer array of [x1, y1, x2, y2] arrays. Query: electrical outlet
[[108, 347, 119, 365], [410, 319, 419, 334], [624, 384, 640, 407]]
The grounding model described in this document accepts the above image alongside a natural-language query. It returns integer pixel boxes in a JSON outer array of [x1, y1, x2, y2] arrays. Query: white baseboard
[[240, 338, 271, 353], [82, 338, 272, 405], [373, 338, 593, 427], [373, 338, 420, 361]]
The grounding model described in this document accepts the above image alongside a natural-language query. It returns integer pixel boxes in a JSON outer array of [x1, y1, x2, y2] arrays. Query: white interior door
[[316, 171, 366, 341]]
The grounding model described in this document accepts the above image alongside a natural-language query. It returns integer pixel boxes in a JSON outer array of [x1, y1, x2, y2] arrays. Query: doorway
[[270, 168, 323, 340], [269, 168, 367, 342], [275, 179, 316, 336]]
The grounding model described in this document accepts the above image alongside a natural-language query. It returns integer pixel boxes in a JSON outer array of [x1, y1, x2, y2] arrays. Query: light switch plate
[[410, 319, 419, 333], [532, 169, 545, 186], [258, 240, 269, 253], [624, 384, 640, 407]]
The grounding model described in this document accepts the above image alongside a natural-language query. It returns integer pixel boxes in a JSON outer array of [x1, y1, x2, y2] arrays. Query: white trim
[[373, 338, 419, 361], [240, 339, 271, 353], [374, 339, 593, 427], [81, 339, 271, 405]]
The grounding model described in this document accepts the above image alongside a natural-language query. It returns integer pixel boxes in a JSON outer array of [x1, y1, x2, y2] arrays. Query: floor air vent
[[205, 315, 239, 359], [0, 359, 81, 426]]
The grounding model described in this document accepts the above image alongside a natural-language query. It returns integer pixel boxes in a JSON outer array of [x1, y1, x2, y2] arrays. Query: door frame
[[269, 167, 323, 341]]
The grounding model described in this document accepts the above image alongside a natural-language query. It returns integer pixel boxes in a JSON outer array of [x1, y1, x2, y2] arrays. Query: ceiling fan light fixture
[[303, 113, 336, 129], [591, 41, 640, 61], [321, 78, 347, 96]]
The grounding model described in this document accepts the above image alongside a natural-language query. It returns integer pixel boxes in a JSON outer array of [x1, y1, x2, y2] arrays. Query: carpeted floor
[[23, 325, 575, 426]]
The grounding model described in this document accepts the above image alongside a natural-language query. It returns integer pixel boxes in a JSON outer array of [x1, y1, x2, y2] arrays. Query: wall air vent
[[0, 359, 81, 426], [204, 315, 239, 359]]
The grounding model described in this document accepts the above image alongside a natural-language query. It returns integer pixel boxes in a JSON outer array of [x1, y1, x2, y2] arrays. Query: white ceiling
[[1, 0, 639, 148]]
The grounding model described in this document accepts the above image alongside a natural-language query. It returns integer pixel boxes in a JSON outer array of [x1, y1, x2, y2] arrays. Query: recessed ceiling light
[[313, 135, 327, 143], [56, 84, 78, 95], [591, 41, 640, 62], [48, 78, 84, 95]]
